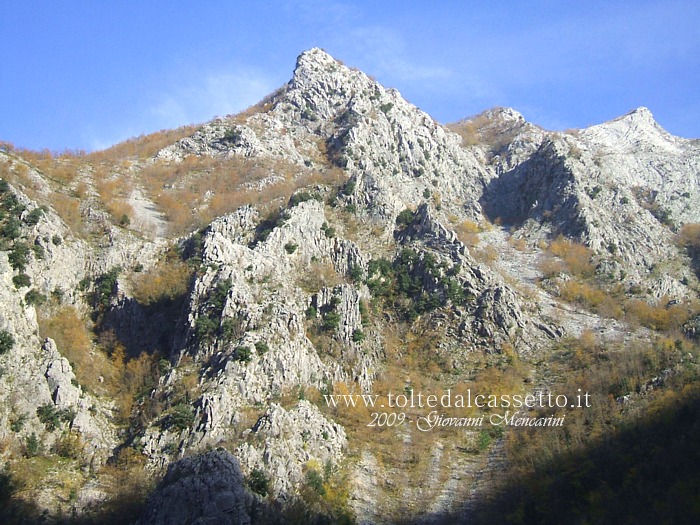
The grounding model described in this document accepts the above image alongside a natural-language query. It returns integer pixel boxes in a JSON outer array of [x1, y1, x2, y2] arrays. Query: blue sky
[[1, 1, 698, 152]]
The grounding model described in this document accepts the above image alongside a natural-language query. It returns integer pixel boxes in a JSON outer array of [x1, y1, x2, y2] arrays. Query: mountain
[[0, 48, 699, 524]]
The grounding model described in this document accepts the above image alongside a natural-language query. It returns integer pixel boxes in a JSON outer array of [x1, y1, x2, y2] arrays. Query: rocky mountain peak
[[294, 47, 339, 71], [2, 47, 700, 525], [581, 105, 679, 154], [484, 106, 527, 123]]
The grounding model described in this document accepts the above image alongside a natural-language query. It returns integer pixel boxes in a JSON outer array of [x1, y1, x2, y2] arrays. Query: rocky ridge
[[0, 48, 698, 523]]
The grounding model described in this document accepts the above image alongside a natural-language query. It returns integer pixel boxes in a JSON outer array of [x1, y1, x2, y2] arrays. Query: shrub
[[352, 329, 365, 343], [32, 242, 45, 259], [322, 311, 341, 332], [93, 267, 121, 310], [10, 415, 25, 432], [254, 341, 269, 355], [37, 306, 115, 395], [677, 223, 700, 273], [321, 222, 336, 238], [234, 345, 252, 363], [51, 234, 62, 246], [289, 191, 321, 207], [247, 468, 270, 497], [253, 209, 289, 245], [548, 237, 595, 278], [395, 209, 414, 229], [348, 265, 363, 282], [220, 317, 244, 342], [24, 433, 40, 458], [194, 315, 218, 342], [25, 289, 47, 306], [52, 432, 82, 459], [168, 403, 194, 431], [24, 207, 44, 226], [284, 242, 298, 254], [341, 179, 356, 196], [1, 217, 21, 240], [222, 127, 242, 144], [129, 257, 191, 306], [12, 273, 31, 289], [306, 469, 326, 496], [8, 242, 31, 271], [559, 281, 606, 308], [0, 330, 14, 355], [36, 404, 73, 431]]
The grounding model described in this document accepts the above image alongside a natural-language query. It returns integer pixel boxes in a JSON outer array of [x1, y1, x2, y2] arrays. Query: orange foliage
[[559, 280, 606, 307], [88, 125, 201, 161], [624, 298, 692, 331], [129, 256, 192, 305], [548, 236, 595, 278], [38, 306, 118, 395]]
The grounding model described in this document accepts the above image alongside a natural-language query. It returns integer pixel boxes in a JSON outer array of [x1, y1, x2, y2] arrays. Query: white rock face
[[479, 107, 700, 297], [2, 47, 700, 523], [236, 400, 347, 497]]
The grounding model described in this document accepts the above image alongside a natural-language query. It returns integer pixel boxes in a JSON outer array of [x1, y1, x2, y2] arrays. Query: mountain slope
[[0, 48, 699, 524]]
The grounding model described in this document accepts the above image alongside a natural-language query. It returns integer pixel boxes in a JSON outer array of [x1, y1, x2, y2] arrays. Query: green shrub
[[25, 289, 47, 306], [395, 209, 414, 229], [289, 191, 321, 207], [247, 468, 270, 497], [194, 315, 218, 342], [25, 433, 41, 458], [348, 265, 363, 282], [0, 330, 14, 355], [8, 242, 31, 271], [32, 242, 45, 260], [51, 234, 62, 246], [222, 127, 242, 144], [93, 267, 121, 310], [306, 469, 326, 496], [284, 242, 298, 254], [321, 222, 335, 238], [10, 415, 26, 433], [254, 341, 269, 355], [168, 403, 194, 431], [220, 317, 244, 342], [234, 345, 252, 363], [322, 311, 341, 332], [12, 273, 31, 289], [253, 209, 289, 246], [25, 207, 44, 226], [341, 179, 356, 196], [36, 404, 73, 431], [352, 329, 365, 343], [1, 217, 21, 240]]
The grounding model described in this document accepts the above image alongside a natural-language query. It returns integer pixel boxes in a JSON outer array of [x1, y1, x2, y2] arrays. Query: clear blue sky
[[1, 1, 698, 152]]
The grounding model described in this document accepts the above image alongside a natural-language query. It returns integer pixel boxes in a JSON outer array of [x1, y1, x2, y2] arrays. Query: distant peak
[[295, 48, 339, 70], [624, 106, 654, 121], [485, 106, 526, 123]]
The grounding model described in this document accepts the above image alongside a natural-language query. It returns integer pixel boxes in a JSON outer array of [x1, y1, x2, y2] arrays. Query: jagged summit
[[581, 105, 682, 154], [294, 47, 338, 69]]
